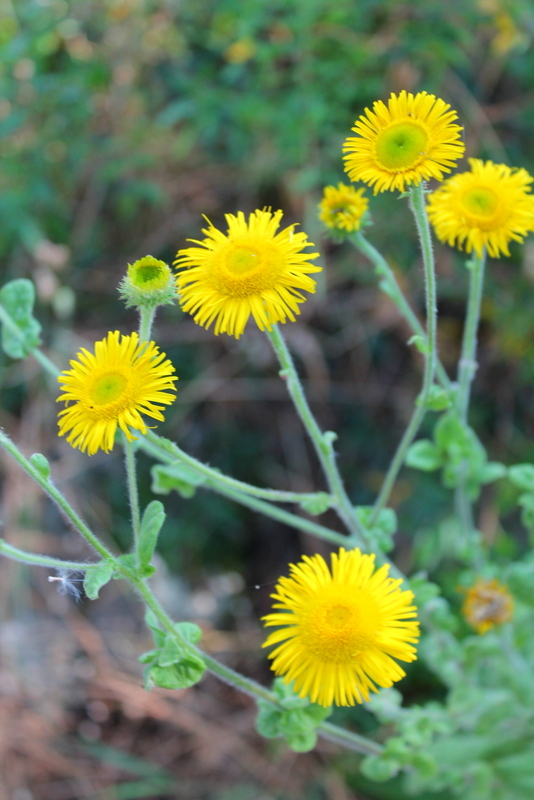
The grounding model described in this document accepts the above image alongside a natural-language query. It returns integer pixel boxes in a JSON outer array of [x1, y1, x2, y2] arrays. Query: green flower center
[[128, 257, 170, 291], [225, 246, 261, 276], [375, 121, 428, 171], [91, 372, 128, 405], [461, 186, 500, 219], [136, 264, 163, 285]]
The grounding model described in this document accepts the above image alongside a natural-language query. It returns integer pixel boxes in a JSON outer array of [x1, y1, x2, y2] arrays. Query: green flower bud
[[119, 255, 177, 310]]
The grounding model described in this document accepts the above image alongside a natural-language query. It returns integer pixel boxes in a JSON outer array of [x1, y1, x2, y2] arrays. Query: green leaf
[[508, 464, 534, 491], [477, 462, 507, 485], [175, 621, 203, 644], [29, 452, 51, 480], [138, 649, 160, 664], [158, 635, 188, 667], [408, 334, 429, 355], [506, 561, 534, 606], [434, 412, 468, 452], [146, 655, 206, 690], [406, 440, 443, 471], [144, 609, 166, 647], [138, 500, 165, 571], [517, 492, 534, 531], [355, 506, 397, 551], [284, 728, 317, 753], [116, 553, 137, 572], [299, 492, 331, 515], [419, 385, 452, 411], [256, 701, 283, 738], [151, 463, 206, 499], [83, 562, 113, 600], [0, 279, 42, 358], [361, 755, 400, 782]]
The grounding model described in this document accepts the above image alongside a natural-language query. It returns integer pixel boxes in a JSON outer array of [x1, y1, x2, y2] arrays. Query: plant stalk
[[370, 183, 438, 525], [265, 324, 366, 544]]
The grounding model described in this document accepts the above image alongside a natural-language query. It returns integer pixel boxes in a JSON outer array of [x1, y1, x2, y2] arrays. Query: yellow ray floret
[[461, 578, 514, 635], [262, 548, 419, 707], [174, 209, 321, 339], [57, 331, 178, 455], [427, 158, 534, 258], [318, 183, 368, 233], [343, 90, 465, 194]]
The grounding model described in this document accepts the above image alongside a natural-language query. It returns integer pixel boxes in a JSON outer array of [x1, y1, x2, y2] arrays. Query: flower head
[[427, 159, 534, 257], [343, 90, 465, 194], [262, 548, 419, 707], [462, 578, 514, 635], [119, 255, 176, 309], [174, 209, 321, 339], [318, 183, 368, 235], [57, 331, 178, 455]]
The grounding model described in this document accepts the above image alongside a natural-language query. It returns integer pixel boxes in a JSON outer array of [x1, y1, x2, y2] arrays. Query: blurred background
[[2, 0, 534, 797]]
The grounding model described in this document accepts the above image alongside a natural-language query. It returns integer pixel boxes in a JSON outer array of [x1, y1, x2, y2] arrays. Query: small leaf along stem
[[370, 183, 438, 525], [265, 324, 368, 545]]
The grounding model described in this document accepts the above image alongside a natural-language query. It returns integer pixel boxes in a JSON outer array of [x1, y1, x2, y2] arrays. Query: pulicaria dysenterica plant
[[1, 89, 533, 798]]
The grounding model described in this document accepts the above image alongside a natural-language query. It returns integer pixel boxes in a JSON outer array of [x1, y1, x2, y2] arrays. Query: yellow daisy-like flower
[[318, 183, 369, 234], [57, 331, 178, 455], [427, 158, 534, 258], [262, 548, 419, 707], [462, 578, 514, 635], [174, 209, 321, 339], [343, 90, 465, 194]]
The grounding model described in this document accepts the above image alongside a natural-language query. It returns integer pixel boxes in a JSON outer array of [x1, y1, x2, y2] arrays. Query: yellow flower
[[462, 578, 514, 635], [262, 548, 419, 707], [57, 331, 178, 455], [343, 90, 465, 194], [174, 209, 321, 339], [318, 183, 368, 234], [427, 158, 534, 258]]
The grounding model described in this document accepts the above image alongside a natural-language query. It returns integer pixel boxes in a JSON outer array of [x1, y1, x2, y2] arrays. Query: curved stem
[[265, 325, 367, 544], [455, 251, 486, 422], [370, 183, 438, 525], [124, 438, 142, 566], [0, 539, 96, 571], [0, 430, 115, 563], [351, 230, 449, 389], [141, 430, 329, 506], [454, 250, 486, 543], [141, 431, 349, 548]]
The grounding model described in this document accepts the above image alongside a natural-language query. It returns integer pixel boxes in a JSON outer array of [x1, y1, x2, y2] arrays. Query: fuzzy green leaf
[[138, 500, 165, 570], [83, 562, 113, 600], [151, 463, 206, 499], [406, 440, 443, 471], [30, 452, 51, 479], [299, 492, 331, 515], [508, 464, 534, 492], [0, 279, 42, 358], [175, 621, 203, 644]]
